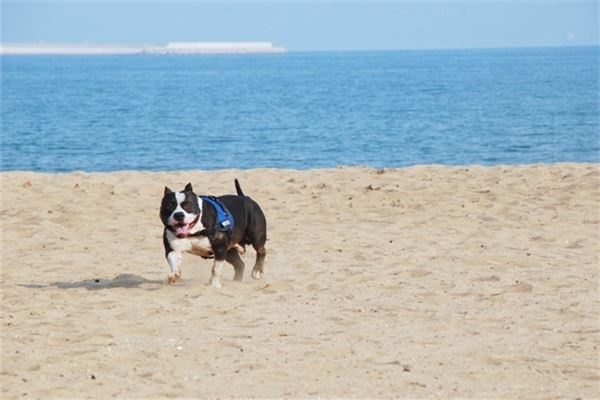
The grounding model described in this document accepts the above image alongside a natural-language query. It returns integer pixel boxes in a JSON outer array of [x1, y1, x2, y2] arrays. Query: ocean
[[1, 46, 598, 172]]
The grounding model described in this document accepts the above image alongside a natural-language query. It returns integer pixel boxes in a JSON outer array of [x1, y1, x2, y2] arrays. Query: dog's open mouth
[[173, 216, 199, 238], [174, 223, 191, 238], [173, 216, 200, 238]]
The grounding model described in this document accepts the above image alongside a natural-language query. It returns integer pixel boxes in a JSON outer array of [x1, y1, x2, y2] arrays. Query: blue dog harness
[[200, 196, 234, 232]]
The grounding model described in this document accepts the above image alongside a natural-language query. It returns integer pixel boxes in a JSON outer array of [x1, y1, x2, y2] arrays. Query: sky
[[1, 1, 598, 51]]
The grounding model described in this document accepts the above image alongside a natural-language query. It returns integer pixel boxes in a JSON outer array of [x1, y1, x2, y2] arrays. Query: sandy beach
[[1, 164, 598, 399]]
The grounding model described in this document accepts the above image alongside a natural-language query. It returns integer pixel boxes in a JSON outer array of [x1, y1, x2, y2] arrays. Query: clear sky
[[1, 1, 598, 51]]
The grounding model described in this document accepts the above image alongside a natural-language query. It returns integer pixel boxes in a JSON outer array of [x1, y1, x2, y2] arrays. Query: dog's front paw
[[167, 273, 180, 284]]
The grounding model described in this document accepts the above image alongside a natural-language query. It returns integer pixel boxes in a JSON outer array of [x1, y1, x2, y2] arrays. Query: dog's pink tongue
[[175, 225, 190, 237]]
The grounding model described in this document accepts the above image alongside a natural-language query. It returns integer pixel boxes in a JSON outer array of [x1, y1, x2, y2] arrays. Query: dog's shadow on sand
[[20, 273, 164, 291]]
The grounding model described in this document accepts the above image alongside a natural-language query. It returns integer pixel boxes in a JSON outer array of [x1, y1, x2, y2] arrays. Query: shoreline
[[2, 163, 599, 398], [2, 161, 599, 175]]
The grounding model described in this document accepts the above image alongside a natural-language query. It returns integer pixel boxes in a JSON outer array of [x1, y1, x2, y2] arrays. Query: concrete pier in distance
[[0, 42, 287, 55]]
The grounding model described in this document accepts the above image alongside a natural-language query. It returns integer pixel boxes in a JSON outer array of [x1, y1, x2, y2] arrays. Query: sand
[[1, 164, 599, 399]]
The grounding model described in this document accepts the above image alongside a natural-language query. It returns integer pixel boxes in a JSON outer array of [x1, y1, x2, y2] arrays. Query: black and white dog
[[159, 179, 267, 288]]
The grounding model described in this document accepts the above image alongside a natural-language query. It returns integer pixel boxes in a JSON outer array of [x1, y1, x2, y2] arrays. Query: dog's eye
[[169, 201, 177, 209], [181, 202, 192, 212]]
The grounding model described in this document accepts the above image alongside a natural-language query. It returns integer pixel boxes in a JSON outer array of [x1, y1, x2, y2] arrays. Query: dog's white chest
[[168, 232, 213, 257], [188, 236, 213, 257]]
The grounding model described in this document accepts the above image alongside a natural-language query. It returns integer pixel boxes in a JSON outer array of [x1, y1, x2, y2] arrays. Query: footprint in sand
[[474, 275, 501, 282], [503, 281, 534, 293], [306, 283, 322, 292], [257, 283, 277, 294], [409, 269, 432, 278]]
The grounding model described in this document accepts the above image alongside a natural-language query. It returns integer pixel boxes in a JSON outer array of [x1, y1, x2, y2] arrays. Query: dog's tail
[[234, 178, 245, 196]]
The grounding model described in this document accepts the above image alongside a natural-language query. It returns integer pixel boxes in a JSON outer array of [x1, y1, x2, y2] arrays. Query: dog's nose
[[173, 212, 185, 221]]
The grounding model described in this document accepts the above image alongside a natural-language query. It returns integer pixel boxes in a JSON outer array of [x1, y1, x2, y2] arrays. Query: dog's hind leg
[[251, 245, 266, 280], [226, 247, 245, 281]]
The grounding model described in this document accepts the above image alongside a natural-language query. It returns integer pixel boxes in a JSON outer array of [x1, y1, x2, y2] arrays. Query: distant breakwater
[[0, 42, 287, 55]]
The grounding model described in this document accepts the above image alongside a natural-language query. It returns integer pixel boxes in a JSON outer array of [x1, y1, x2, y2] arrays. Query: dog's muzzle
[[173, 215, 200, 238]]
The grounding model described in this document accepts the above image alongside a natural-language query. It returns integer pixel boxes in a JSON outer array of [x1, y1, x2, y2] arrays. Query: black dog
[[159, 179, 267, 288]]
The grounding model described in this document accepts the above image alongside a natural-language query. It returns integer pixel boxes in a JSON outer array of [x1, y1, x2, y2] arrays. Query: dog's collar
[[188, 214, 200, 231]]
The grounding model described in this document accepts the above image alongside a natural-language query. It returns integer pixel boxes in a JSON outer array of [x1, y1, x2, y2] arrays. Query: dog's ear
[[164, 186, 172, 196], [184, 182, 193, 192]]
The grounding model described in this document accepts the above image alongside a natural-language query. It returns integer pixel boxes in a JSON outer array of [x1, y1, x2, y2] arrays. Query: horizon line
[[0, 42, 598, 55]]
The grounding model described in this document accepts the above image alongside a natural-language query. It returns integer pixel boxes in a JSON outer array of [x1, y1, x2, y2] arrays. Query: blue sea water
[[1, 46, 598, 172]]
